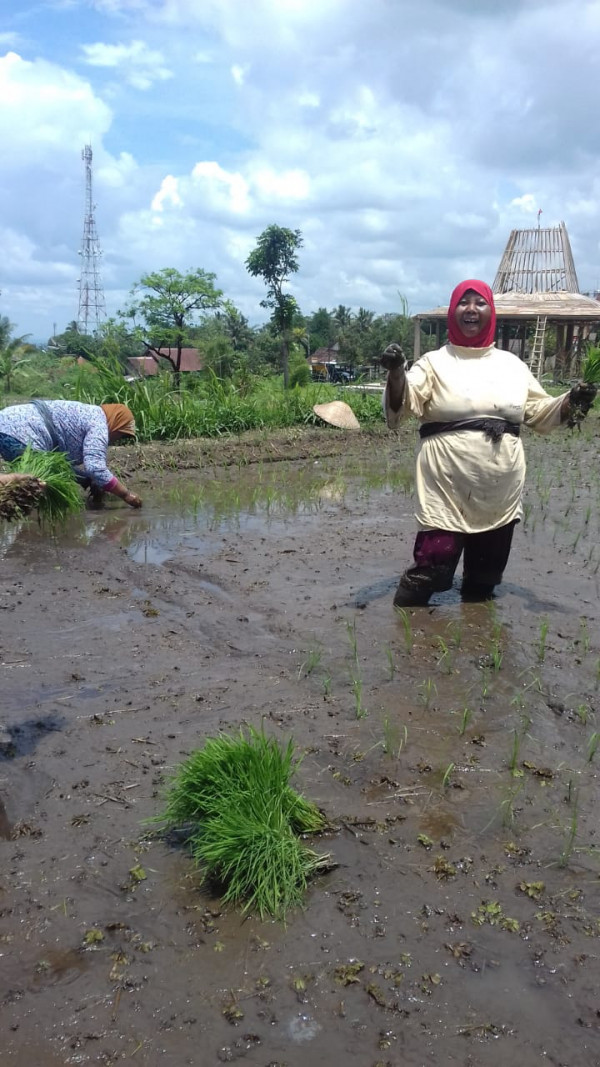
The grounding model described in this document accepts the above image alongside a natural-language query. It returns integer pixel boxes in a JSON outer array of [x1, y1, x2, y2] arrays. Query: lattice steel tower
[[77, 145, 106, 334]]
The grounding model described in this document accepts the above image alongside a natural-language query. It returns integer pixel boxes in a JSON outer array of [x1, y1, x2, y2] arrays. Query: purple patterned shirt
[[0, 401, 116, 488]]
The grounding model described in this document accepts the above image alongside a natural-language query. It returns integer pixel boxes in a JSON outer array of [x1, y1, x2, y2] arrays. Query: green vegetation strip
[[8, 447, 83, 522], [72, 356, 383, 442], [156, 727, 331, 918]]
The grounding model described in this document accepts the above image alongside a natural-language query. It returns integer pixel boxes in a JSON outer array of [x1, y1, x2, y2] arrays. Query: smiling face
[[454, 288, 492, 340]]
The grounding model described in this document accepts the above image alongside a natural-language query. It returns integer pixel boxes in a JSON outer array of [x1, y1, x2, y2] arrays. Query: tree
[[213, 302, 255, 352], [0, 333, 32, 394], [123, 268, 223, 386], [333, 305, 353, 331], [307, 307, 336, 352], [246, 225, 303, 389]]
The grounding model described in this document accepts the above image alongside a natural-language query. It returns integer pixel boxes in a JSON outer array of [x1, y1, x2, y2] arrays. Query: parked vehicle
[[311, 362, 356, 384]]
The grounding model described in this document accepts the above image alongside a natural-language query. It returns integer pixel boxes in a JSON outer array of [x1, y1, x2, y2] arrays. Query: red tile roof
[[128, 348, 204, 376]]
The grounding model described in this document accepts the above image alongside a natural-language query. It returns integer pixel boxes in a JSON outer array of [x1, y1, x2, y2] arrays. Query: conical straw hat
[[313, 401, 360, 431]]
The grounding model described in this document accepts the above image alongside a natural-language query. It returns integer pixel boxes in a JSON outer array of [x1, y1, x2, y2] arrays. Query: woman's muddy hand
[[380, 343, 406, 372], [124, 491, 143, 509], [569, 381, 597, 415]]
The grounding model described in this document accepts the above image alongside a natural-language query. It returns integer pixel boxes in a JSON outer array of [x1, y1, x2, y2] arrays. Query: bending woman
[[0, 400, 142, 508], [382, 279, 596, 605]]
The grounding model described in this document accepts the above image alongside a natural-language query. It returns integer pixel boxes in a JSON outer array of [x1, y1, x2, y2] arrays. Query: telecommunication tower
[[76, 145, 106, 334]]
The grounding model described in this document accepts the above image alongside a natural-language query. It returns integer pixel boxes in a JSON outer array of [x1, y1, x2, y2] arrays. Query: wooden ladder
[[529, 316, 547, 379]]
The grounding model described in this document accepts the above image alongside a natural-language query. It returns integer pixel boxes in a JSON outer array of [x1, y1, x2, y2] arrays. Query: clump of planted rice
[[157, 727, 331, 918]]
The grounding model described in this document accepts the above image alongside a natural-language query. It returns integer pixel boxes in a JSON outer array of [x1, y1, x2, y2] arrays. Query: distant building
[[127, 347, 204, 377]]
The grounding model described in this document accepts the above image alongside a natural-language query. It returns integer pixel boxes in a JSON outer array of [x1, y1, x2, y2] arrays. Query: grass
[[71, 354, 384, 442], [155, 726, 330, 918], [394, 607, 414, 652], [7, 447, 83, 522]]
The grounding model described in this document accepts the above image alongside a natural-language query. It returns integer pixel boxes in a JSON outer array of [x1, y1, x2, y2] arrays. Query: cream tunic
[[384, 344, 566, 534]]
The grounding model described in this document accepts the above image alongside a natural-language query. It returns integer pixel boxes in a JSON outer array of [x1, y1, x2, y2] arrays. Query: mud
[[1, 419, 600, 1066]]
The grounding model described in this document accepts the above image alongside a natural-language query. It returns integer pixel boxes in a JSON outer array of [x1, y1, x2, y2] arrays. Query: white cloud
[[230, 64, 246, 86], [509, 195, 537, 214], [3, 0, 600, 340], [80, 39, 172, 89], [151, 174, 183, 211], [0, 52, 112, 159], [191, 162, 250, 216]]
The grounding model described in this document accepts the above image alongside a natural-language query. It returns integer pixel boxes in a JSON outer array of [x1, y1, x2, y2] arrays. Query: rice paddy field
[[1, 416, 599, 1067]]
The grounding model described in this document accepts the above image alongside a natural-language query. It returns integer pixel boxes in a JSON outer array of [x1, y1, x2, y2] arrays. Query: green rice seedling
[[435, 637, 452, 674], [382, 716, 407, 757], [8, 447, 83, 523], [578, 618, 590, 655], [490, 640, 503, 673], [536, 619, 549, 663], [587, 732, 600, 762], [510, 691, 527, 712], [384, 644, 395, 681], [508, 729, 524, 778], [394, 607, 414, 653], [417, 677, 437, 710], [480, 666, 491, 700], [559, 790, 579, 869], [441, 762, 455, 789], [576, 704, 589, 726], [345, 618, 359, 667], [155, 726, 329, 918], [350, 671, 367, 719], [458, 706, 472, 737], [500, 781, 524, 828], [322, 674, 331, 699], [298, 641, 323, 679], [446, 620, 462, 649], [487, 601, 502, 644]]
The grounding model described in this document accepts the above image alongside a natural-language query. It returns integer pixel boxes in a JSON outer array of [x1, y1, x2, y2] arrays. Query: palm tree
[[333, 305, 353, 330], [355, 307, 374, 333]]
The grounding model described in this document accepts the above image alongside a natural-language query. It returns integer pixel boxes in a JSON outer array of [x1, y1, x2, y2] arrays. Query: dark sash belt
[[419, 418, 521, 443]]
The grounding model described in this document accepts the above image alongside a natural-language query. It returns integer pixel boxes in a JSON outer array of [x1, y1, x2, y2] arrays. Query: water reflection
[[1, 453, 415, 566]]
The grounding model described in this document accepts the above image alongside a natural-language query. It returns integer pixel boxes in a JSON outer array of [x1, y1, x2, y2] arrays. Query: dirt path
[[1, 419, 600, 1066]]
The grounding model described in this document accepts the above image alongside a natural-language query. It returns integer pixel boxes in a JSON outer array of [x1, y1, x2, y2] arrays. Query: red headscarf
[[447, 279, 496, 348]]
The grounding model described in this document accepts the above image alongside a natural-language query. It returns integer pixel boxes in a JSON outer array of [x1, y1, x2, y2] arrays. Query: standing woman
[[0, 400, 142, 508], [382, 279, 596, 605]]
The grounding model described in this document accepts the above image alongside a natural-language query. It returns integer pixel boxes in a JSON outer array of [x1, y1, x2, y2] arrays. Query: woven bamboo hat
[[313, 401, 360, 431]]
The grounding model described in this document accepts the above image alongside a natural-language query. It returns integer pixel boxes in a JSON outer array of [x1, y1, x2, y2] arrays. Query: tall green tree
[[123, 267, 223, 385], [246, 225, 303, 389]]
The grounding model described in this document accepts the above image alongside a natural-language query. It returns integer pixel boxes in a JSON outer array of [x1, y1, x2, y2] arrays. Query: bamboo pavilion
[[413, 222, 600, 378]]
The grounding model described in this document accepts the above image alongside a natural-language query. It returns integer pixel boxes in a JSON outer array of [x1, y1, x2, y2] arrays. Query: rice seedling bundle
[[0, 477, 45, 522], [158, 727, 330, 918], [8, 447, 83, 522]]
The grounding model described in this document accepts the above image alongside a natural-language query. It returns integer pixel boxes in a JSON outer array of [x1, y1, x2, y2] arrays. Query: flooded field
[[1, 421, 599, 1067]]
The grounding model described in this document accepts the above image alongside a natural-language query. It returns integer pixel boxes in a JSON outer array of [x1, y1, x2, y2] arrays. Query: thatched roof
[[416, 290, 600, 323], [493, 222, 579, 294]]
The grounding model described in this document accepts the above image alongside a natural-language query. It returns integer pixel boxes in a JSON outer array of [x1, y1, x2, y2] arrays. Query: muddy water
[[1, 425, 600, 1066]]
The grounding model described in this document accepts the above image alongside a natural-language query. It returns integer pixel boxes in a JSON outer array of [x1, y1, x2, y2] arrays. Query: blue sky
[[1, 0, 600, 341]]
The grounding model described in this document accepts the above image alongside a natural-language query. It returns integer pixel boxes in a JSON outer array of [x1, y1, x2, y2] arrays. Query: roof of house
[[128, 348, 204, 375], [309, 345, 339, 363]]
